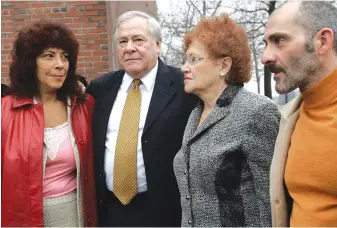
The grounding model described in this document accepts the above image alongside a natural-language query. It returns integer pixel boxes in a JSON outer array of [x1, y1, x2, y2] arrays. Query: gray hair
[[113, 11, 162, 45], [296, 1, 337, 53]]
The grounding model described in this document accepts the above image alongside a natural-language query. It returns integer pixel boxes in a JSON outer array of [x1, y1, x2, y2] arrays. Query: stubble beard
[[277, 42, 320, 94]]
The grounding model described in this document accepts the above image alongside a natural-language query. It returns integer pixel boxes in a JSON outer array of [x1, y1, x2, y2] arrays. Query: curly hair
[[184, 14, 252, 84], [9, 20, 84, 102]]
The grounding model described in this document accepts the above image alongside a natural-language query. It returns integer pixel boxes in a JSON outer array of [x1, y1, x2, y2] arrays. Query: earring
[[220, 72, 225, 77]]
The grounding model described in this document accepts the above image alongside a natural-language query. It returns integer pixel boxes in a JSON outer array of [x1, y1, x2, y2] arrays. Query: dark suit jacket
[[87, 59, 197, 227]]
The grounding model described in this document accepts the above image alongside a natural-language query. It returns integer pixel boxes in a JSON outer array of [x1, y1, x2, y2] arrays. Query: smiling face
[[262, 3, 321, 94], [116, 17, 160, 79], [36, 47, 69, 93]]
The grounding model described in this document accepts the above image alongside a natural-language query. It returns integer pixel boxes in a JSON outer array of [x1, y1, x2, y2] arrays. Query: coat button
[[87, 217, 91, 225], [84, 177, 88, 181], [99, 200, 103, 203], [275, 199, 280, 204], [188, 220, 192, 225], [186, 195, 190, 200], [184, 170, 187, 175], [79, 139, 84, 145], [144, 140, 148, 143]]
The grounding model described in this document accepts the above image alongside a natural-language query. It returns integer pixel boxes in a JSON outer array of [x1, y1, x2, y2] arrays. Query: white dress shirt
[[104, 61, 158, 193]]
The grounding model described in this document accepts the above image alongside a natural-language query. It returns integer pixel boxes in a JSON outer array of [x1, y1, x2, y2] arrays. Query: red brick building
[[1, 1, 157, 85]]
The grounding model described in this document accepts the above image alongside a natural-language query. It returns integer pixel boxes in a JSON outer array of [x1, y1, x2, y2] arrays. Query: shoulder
[[85, 94, 95, 108], [76, 94, 95, 110], [233, 88, 280, 118], [279, 94, 302, 118], [166, 64, 183, 75], [87, 70, 123, 96], [90, 71, 120, 85], [164, 64, 184, 80], [157, 59, 184, 80], [1, 95, 14, 108], [1, 96, 16, 130]]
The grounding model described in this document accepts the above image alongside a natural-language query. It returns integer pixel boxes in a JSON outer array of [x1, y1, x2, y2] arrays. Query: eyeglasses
[[181, 56, 205, 66]]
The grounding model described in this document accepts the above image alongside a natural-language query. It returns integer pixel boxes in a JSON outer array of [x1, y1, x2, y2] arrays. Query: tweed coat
[[174, 84, 281, 227]]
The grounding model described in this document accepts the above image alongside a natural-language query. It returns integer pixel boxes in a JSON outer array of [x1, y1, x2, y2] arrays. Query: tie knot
[[133, 79, 141, 88]]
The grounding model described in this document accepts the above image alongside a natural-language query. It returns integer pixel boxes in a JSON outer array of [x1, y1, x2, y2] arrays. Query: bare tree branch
[[187, 0, 203, 17]]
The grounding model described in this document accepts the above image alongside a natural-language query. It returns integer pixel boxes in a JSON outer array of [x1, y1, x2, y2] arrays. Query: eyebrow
[[118, 34, 146, 40], [42, 50, 67, 55], [264, 32, 291, 43], [186, 52, 203, 57]]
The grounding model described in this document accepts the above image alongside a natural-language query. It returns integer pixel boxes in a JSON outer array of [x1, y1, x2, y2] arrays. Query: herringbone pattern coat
[[174, 84, 280, 227]]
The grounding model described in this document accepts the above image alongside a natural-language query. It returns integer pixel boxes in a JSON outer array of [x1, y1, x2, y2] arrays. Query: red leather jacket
[[1, 95, 97, 227]]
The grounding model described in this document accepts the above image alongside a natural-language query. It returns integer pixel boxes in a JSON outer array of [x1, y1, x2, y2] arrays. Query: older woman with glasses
[[173, 14, 280, 227]]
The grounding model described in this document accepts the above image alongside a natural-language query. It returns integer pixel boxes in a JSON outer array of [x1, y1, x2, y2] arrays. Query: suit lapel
[[143, 60, 176, 135], [181, 103, 230, 164], [186, 84, 243, 144], [190, 105, 230, 142], [96, 72, 124, 147]]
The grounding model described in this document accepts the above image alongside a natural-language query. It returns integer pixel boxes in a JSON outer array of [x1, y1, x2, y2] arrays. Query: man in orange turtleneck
[[262, 1, 337, 227]]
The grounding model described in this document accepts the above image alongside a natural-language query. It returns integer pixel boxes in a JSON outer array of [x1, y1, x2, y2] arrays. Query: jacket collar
[[279, 94, 302, 120], [12, 97, 34, 108], [183, 83, 243, 148], [12, 96, 78, 108], [216, 83, 244, 107]]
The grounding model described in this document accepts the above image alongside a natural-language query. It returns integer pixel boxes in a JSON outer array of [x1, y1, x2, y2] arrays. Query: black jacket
[[87, 59, 197, 226]]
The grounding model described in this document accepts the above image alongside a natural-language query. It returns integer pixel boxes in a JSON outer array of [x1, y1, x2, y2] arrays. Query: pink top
[[43, 122, 77, 198]]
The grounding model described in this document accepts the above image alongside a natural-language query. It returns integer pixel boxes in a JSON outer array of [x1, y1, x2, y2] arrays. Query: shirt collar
[[122, 60, 158, 92], [32, 96, 72, 106]]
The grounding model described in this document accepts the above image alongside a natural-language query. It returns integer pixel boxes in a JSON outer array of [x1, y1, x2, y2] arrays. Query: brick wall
[[1, 1, 110, 85]]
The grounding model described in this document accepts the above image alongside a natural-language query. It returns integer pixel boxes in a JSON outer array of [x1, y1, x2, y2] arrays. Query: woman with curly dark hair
[[173, 14, 280, 226], [1, 20, 97, 227]]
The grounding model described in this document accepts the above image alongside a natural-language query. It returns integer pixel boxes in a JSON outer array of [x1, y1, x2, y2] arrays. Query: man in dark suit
[[87, 11, 197, 227]]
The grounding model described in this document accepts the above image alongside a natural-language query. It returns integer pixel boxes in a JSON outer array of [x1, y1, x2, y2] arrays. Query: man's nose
[[261, 45, 276, 65], [125, 41, 136, 52]]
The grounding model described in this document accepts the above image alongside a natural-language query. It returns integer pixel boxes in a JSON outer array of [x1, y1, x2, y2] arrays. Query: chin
[[275, 85, 289, 94], [184, 85, 194, 94], [50, 83, 65, 90], [125, 63, 142, 70]]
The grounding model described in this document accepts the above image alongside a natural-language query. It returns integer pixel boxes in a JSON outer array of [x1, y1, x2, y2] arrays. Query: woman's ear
[[219, 57, 232, 75]]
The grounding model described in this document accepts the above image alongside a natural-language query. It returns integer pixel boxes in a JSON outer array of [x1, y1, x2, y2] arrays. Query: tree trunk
[[263, 0, 276, 99], [264, 65, 272, 98], [251, 41, 260, 94]]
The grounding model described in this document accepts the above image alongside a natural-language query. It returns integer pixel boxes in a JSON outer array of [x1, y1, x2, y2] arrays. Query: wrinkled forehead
[[264, 9, 304, 41], [118, 17, 150, 37]]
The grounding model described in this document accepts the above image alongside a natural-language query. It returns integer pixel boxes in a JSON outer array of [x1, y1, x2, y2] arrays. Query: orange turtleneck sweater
[[285, 67, 337, 226]]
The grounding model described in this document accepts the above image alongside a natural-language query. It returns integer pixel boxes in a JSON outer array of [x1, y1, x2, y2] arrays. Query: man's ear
[[314, 28, 334, 55], [156, 40, 161, 55]]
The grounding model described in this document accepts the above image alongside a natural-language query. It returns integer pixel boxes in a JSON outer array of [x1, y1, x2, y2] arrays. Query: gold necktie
[[113, 79, 141, 205]]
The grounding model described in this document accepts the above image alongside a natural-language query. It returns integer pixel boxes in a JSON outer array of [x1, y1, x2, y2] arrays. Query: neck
[[300, 56, 337, 92], [38, 88, 58, 104], [199, 82, 228, 110]]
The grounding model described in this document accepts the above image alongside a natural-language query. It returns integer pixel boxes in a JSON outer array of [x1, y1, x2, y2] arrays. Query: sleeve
[[244, 101, 281, 226], [1, 97, 13, 176], [86, 94, 95, 121]]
